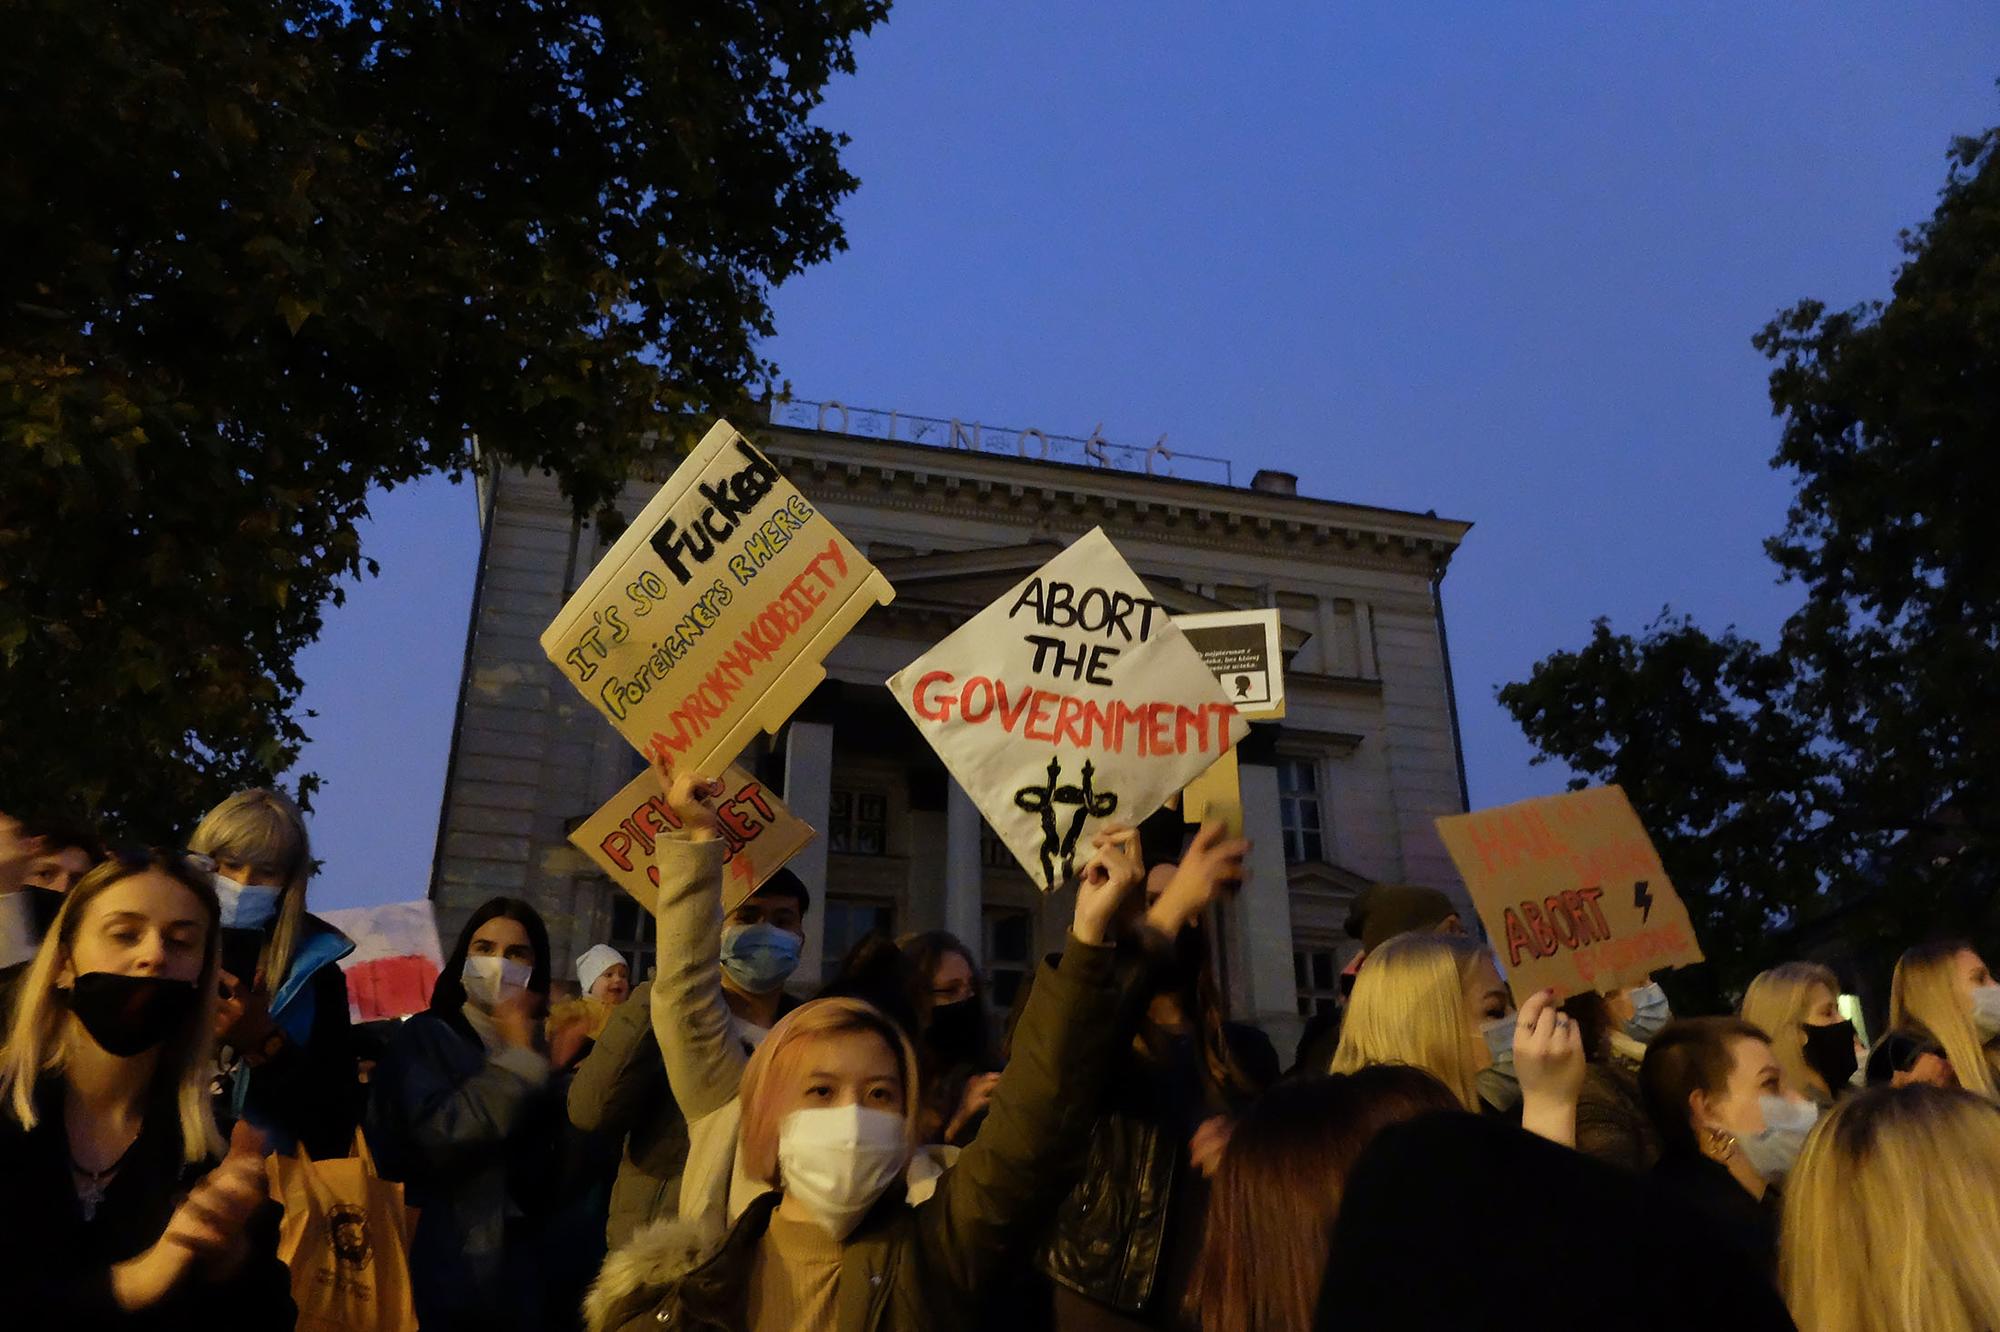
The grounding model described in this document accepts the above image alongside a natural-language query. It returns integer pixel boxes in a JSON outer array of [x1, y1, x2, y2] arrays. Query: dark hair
[[1187, 1066, 1462, 1332], [817, 932, 920, 1039], [430, 897, 552, 1014], [1639, 1016, 1771, 1159], [1561, 991, 1615, 1064], [749, 867, 810, 916], [18, 813, 102, 861], [899, 930, 983, 1020], [1864, 1028, 1948, 1086]]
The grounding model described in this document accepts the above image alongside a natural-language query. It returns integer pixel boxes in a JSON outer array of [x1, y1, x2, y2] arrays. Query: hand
[[658, 762, 724, 842], [115, 1122, 270, 1306], [214, 972, 277, 1050], [1143, 821, 1249, 939], [1515, 988, 1585, 1147], [1188, 1115, 1234, 1178], [1072, 825, 1144, 946], [0, 814, 45, 894], [491, 989, 540, 1051], [548, 1014, 592, 1070], [944, 1071, 1002, 1143]]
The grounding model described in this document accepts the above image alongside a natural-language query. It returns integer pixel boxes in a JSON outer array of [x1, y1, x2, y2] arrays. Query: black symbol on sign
[[1233, 675, 1251, 699], [1014, 757, 1119, 893], [329, 1203, 373, 1267], [1633, 880, 1653, 924]]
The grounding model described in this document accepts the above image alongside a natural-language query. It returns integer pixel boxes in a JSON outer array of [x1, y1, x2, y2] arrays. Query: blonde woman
[[1330, 932, 1584, 1145], [189, 788, 357, 1157], [0, 851, 292, 1325], [1741, 961, 1858, 1105], [1889, 940, 2000, 1099], [1782, 1086, 2000, 1332]]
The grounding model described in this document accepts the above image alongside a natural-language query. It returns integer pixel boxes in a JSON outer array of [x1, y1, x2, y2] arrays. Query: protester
[[582, 785, 1149, 1332], [1741, 961, 1858, 1105], [366, 896, 561, 1332], [0, 809, 103, 981], [1559, 989, 1660, 1171], [1780, 1085, 2000, 1332], [1888, 940, 2000, 1099], [1638, 1016, 1812, 1276], [0, 850, 294, 1328], [899, 930, 999, 1146], [188, 789, 357, 1160], [549, 943, 633, 1073], [1184, 1064, 1460, 1332], [1864, 1029, 1955, 1089], [1292, 882, 1467, 1072]]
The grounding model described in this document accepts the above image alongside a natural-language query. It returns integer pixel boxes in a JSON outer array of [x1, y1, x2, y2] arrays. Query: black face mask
[[23, 887, 64, 938], [924, 997, 986, 1067], [1803, 1017, 1860, 1093], [63, 973, 200, 1057]]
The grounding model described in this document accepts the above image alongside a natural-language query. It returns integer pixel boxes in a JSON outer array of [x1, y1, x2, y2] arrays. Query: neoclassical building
[[430, 402, 1473, 1053]]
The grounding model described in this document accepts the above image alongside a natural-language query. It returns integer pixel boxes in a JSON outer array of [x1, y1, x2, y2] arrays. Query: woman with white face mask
[[188, 787, 359, 1159], [366, 896, 559, 1331], [1889, 939, 2000, 1101], [584, 768, 1159, 1332], [1639, 1016, 1817, 1276]]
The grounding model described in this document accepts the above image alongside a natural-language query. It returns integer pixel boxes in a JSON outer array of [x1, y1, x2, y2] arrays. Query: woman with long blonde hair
[[1741, 961, 1857, 1105], [0, 851, 292, 1324], [189, 787, 358, 1157], [1889, 940, 2000, 1100], [1781, 1085, 2000, 1332]]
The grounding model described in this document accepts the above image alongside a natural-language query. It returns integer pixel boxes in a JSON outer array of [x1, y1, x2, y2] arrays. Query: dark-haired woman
[[0, 851, 293, 1328], [366, 897, 561, 1331]]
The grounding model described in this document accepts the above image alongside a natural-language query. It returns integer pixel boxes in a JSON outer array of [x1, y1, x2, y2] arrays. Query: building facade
[[429, 406, 1473, 1055]]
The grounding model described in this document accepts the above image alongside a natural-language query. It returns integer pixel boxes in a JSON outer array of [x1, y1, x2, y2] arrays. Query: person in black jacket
[[0, 849, 294, 1329]]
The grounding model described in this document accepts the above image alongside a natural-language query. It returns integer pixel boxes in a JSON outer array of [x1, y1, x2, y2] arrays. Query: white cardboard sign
[[889, 528, 1248, 892]]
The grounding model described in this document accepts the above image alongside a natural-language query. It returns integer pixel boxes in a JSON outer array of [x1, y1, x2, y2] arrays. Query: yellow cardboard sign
[[539, 419, 895, 778], [571, 764, 814, 913], [1434, 785, 1704, 999]]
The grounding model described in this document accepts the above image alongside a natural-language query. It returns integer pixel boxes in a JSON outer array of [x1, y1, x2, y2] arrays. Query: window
[[1277, 758, 1326, 864], [606, 887, 656, 982], [1295, 944, 1343, 1017], [984, 907, 1034, 1015], [822, 895, 895, 968], [828, 788, 888, 855], [980, 821, 1016, 869]]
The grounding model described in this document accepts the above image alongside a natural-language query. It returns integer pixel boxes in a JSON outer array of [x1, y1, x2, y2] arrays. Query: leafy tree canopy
[[0, 0, 888, 835]]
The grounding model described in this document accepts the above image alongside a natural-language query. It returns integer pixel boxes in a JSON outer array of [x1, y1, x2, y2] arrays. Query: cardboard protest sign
[[540, 419, 895, 778], [890, 527, 1248, 892], [572, 764, 814, 913], [1175, 609, 1285, 720], [1434, 785, 1704, 999]]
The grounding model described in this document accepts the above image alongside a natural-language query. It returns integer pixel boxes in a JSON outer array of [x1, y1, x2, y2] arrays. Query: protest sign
[[572, 763, 814, 913], [890, 527, 1248, 892], [1434, 785, 1704, 998], [319, 902, 445, 1023], [540, 419, 895, 779], [1175, 609, 1285, 720]]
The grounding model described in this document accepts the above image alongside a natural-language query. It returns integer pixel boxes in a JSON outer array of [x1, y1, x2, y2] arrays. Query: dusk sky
[[295, 4, 2000, 910]]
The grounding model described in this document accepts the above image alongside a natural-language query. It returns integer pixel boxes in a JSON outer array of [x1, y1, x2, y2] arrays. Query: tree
[[1500, 114, 2000, 994], [0, 0, 889, 835]]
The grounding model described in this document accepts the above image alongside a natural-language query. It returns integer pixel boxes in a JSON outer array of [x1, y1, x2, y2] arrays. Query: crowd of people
[[4, 780, 2000, 1332]]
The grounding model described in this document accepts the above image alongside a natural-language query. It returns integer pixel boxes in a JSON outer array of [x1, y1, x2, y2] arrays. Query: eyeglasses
[[928, 980, 978, 1005]]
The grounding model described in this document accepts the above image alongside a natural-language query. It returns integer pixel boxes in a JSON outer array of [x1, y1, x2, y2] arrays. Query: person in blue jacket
[[189, 788, 357, 1160]]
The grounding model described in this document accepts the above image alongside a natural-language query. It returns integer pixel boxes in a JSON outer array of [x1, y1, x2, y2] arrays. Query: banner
[[539, 419, 895, 778], [1175, 609, 1285, 720], [890, 527, 1248, 892], [319, 903, 445, 1023], [1434, 785, 1705, 998], [571, 764, 814, 913]]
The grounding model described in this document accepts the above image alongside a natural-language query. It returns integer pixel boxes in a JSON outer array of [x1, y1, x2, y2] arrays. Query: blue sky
[[295, 4, 2000, 909]]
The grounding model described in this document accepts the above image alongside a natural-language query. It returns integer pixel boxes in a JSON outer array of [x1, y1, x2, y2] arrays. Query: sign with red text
[[1434, 785, 1704, 999], [572, 764, 813, 914], [540, 419, 895, 778], [890, 527, 1248, 893]]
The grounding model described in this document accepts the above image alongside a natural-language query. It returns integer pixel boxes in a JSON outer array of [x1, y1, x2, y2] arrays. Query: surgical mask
[[777, 1104, 910, 1239], [461, 954, 533, 1010], [63, 973, 200, 1057], [1972, 984, 2000, 1040], [1738, 1095, 1818, 1183], [212, 875, 283, 932], [1480, 1014, 1517, 1075], [1622, 983, 1672, 1043], [1802, 1018, 1860, 1091], [720, 921, 801, 996]]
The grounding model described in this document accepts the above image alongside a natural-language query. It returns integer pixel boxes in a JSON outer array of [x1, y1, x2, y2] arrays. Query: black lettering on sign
[[649, 442, 783, 586], [1007, 579, 1164, 642]]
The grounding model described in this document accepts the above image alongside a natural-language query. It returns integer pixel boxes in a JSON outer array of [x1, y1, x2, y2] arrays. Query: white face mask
[[1972, 984, 2000, 1040], [776, 1104, 909, 1240], [461, 954, 532, 1010]]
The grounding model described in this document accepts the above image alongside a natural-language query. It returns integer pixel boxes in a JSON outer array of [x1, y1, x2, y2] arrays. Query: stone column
[[784, 720, 835, 984], [945, 780, 985, 964], [1236, 758, 1304, 1058]]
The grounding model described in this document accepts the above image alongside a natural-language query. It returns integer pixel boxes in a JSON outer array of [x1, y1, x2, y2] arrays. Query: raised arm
[[646, 769, 743, 1124]]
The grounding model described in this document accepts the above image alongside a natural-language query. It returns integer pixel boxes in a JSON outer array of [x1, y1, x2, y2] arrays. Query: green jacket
[[566, 981, 691, 1248], [584, 937, 1121, 1332]]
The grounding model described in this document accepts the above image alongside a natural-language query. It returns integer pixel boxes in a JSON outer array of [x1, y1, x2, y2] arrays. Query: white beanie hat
[[576, 944, 628, 996]]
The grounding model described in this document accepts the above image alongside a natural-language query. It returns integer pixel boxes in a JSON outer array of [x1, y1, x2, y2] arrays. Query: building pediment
[[1288, 860, 1377, 897]]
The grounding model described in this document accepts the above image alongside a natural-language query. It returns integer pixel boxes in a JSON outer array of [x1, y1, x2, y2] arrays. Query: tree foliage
[[0, 0, 888, 835], [1501, 115, 2000, 991]]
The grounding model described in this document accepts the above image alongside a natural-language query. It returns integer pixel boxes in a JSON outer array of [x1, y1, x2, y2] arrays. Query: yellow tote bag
[[265, 1131, 421, 1332]]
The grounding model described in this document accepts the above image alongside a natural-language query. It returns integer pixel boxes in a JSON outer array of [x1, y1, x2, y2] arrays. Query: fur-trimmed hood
[[583, 1214, 725, 1332]]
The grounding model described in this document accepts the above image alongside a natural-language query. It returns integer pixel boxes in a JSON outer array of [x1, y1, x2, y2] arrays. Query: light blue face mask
[[1622, 982, 1672, 1043], [1738, 1094, 1819, 1183], [1971, 984, 2000, 1041], [212, 875, 283, 931], [1480, 1014, 1517, 1075], [720, 921, 802, 995]]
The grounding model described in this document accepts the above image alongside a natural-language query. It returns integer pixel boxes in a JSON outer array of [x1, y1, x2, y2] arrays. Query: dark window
[[823, 895, 895, 967], [1294, 944, 1342, 1017], [984, 907, 1034, 1015], [1277, 758, 1326, 864], [607, 888, 656, 982], [829, 789, 888, 856]]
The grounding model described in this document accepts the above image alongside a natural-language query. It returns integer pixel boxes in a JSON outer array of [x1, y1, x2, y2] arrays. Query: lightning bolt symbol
[[1633, 880, 1654, 924]]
